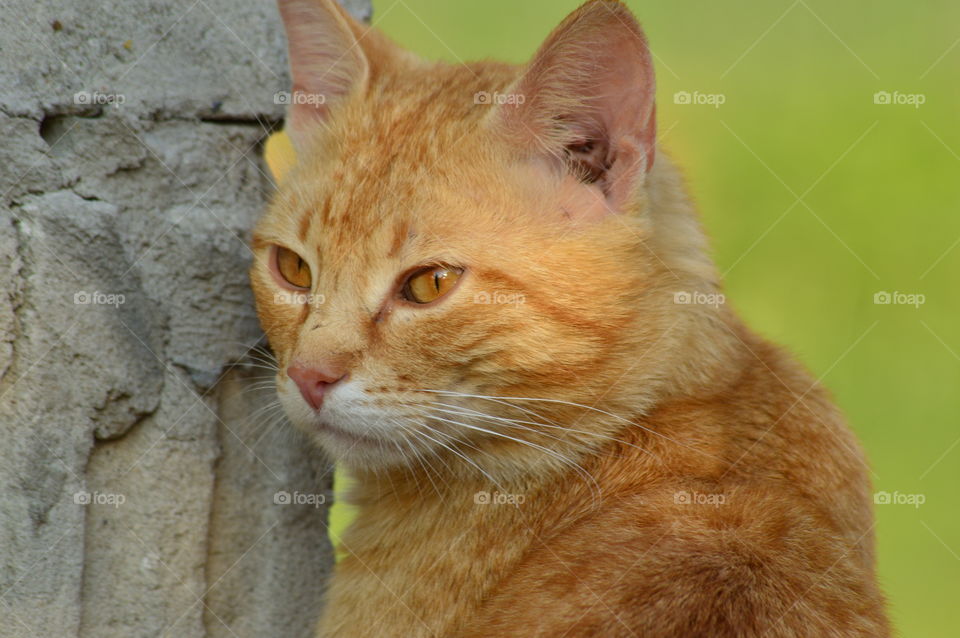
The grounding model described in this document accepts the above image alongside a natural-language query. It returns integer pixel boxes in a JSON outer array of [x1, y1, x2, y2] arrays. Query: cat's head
[[252, 0, 724, 474]]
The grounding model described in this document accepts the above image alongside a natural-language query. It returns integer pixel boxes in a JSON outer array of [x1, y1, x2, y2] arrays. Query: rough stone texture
[[0, 1, 369, 636]]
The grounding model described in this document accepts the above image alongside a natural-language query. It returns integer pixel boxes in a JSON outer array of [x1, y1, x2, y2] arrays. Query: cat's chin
[[309, 420, 410, 468], [320, 435, 435, 471], [283, 411, 413, 468]]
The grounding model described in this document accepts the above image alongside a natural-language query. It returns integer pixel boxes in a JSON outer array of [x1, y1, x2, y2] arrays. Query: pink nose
[[287, 362, 346, 410]]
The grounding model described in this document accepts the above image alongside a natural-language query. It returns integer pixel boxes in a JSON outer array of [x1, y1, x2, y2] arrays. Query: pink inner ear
[[557, 174, 615, 223], [278, 0, 369, 150], [496, 1, 656, 215]]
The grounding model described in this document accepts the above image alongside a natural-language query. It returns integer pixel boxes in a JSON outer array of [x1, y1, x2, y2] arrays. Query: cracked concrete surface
[[0, 1, 370, 636]]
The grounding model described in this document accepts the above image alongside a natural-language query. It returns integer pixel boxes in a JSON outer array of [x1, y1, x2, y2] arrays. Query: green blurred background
[[335, 1, 960, 634]]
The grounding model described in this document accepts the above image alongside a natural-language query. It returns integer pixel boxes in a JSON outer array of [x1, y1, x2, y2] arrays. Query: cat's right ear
[[277, 0, 370, 152], [491, 0, 656, 218]]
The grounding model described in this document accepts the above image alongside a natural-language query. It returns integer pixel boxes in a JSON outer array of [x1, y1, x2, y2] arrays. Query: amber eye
[[402, 266, 463, 304], [274, 246, 311, 289]]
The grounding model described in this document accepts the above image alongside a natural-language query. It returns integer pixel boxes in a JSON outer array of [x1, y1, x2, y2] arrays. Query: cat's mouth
[[278, 375, 419, 465]]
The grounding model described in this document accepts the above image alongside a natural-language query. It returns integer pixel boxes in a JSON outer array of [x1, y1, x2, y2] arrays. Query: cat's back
[[458, 327, 888, 638]]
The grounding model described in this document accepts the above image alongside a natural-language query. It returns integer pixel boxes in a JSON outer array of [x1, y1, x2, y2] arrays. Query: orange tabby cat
[[251, 1, 890, 635]]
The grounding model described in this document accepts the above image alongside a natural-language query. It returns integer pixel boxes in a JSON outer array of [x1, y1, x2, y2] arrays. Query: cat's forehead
[[330, 62, 513, 191], [278, 63, 518, 248]]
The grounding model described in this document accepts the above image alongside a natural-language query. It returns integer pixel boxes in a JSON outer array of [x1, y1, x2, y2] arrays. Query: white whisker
[[417, 389, 720, 463], [426, 401, 657, 459], [394, 421, 447, 502], [413, 410, 600, 497]]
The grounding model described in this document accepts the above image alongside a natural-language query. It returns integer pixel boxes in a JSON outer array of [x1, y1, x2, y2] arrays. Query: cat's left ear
[[494, 0, 656, 214]]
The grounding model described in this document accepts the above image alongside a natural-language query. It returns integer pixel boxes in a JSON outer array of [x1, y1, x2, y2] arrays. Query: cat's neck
[[597, 150, 747, 409]]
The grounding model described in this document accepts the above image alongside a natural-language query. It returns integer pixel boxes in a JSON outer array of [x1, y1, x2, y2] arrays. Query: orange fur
[[251, 1, 889, 636]]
